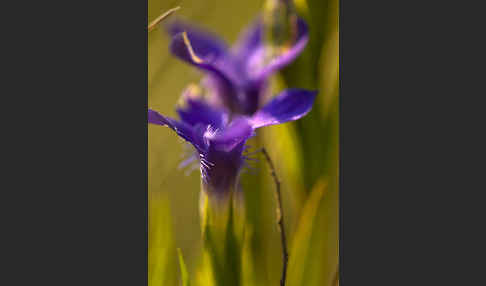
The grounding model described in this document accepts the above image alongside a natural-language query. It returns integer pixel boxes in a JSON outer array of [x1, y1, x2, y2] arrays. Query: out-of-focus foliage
[[178, 248, 190, 286], [148, 0, 338, 285], [149, 194, 177, 286]]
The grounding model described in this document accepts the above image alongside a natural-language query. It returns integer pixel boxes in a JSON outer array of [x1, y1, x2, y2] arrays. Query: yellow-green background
[[148, 0, 338, 285]]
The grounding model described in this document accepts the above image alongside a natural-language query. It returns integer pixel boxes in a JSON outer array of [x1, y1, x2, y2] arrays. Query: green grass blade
[[177, 248, 190, 286]]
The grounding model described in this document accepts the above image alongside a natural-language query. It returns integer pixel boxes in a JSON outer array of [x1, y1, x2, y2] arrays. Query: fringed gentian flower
[[148, 88, 316, 197], [165, 16, 309, 116]]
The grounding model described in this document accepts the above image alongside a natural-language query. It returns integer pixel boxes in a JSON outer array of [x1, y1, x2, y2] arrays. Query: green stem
[[200, 187, 242, 286]]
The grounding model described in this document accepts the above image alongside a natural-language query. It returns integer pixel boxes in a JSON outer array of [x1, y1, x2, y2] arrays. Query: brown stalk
[[148, 6, 180, 32], [261, 147, 288, 286]]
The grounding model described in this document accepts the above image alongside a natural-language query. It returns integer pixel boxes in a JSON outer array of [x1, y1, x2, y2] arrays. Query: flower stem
[[261, 148, 288, 286]]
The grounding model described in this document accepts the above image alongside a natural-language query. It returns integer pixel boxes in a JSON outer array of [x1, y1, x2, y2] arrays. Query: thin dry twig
[[148, 6, 180, 32], [261, 147, 288, 286]]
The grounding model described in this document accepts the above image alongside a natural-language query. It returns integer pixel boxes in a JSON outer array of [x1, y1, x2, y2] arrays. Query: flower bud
[[263, 0, 298, 57]]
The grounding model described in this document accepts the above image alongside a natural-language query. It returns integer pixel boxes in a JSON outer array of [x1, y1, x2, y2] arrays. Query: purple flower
[[149, 88, 316, 196], [166, 17, 309, 115]]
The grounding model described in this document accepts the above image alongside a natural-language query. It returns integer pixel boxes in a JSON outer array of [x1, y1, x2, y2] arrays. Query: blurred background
[[148, 0, 338, 285]]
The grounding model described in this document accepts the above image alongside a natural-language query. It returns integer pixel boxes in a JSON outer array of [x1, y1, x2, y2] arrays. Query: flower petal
[[167, 20, 228, 59], [170, 32, 241, 111], [232, 19, 263, 65], [250, 89, 317, 128], [250, 17, 309, 82], [148, 109, 198, 148], [176, 97, 227, 129], [201, 118, 252, 193], [207, 117, 253, 152]]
